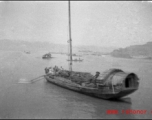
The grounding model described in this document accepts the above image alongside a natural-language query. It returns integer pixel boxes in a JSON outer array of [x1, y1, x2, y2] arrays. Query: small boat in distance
[[24, 51, 30, 54], [42, 52, 52, 59], [44, 1, 139, 100], [67, 56, 83, 62], [67, 58, 83, 62]]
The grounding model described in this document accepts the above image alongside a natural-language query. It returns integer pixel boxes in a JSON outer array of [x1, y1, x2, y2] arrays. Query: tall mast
[[68, 0, 72, 71]]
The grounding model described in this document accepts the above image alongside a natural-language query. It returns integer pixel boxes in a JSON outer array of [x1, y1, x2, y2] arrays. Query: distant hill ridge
[[0, 39, 116, 54], [111, 41, 152, 58]]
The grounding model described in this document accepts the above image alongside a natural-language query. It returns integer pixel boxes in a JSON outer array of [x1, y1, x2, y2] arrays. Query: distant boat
[[67, 59, 83, 62], [42, 52, 52, 59], [67, 56, 83, 62], [24, 51, 30, 54], [44, 1, 139, 100], [66, 53, 78, 56], [72, 54, 77, 56]]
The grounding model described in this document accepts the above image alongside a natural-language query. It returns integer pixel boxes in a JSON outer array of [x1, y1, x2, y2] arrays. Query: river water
[[0, 50, 152, 119]]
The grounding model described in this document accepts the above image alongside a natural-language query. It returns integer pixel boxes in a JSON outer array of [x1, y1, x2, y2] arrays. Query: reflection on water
[[18, 78, 31, 83], [44, 81, 135, 119], [0, 51, 152, 119]]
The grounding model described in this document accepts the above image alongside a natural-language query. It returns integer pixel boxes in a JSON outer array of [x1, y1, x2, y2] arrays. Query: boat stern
[[96, 69, 139, 99]]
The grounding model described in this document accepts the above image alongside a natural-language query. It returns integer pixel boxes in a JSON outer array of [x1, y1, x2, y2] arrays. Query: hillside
[[110, 42, 152, 59], [0, 39, 116, 54]]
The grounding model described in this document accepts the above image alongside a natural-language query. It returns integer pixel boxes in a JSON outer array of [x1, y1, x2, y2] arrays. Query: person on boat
[[45, 67, 55, 75], [60, 66, 63, 70], [53, 66, 55, 71], [56, 67, 62, 76], [93, 71, 100, 86], [56, 66, 60, 71], [53, 66, 61, 75], [50, 67, 55, 75], [95, 72, 100, 79], [53, 66, 57, 73], [84, 71, 100, 88], [45, 67, 49, 74]]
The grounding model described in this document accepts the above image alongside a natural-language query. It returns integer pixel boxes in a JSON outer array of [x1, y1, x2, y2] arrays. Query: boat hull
[[42, 56, 52, 59], [42, 53, 52, 59], [44, 75, 138, 100]]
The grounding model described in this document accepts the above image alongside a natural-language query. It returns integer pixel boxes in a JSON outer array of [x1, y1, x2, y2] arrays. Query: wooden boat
[[42, 52, 52, 59], [45, 68, 139, 100], [44, 1, 139, 100], [67, 58, 83, 62]]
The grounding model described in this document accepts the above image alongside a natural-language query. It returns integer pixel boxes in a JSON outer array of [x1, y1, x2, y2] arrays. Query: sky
[[0, 1, 152, 48]]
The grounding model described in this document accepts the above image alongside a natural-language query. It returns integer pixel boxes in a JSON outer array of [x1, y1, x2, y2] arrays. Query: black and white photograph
[[0, 0, 152, 119]]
